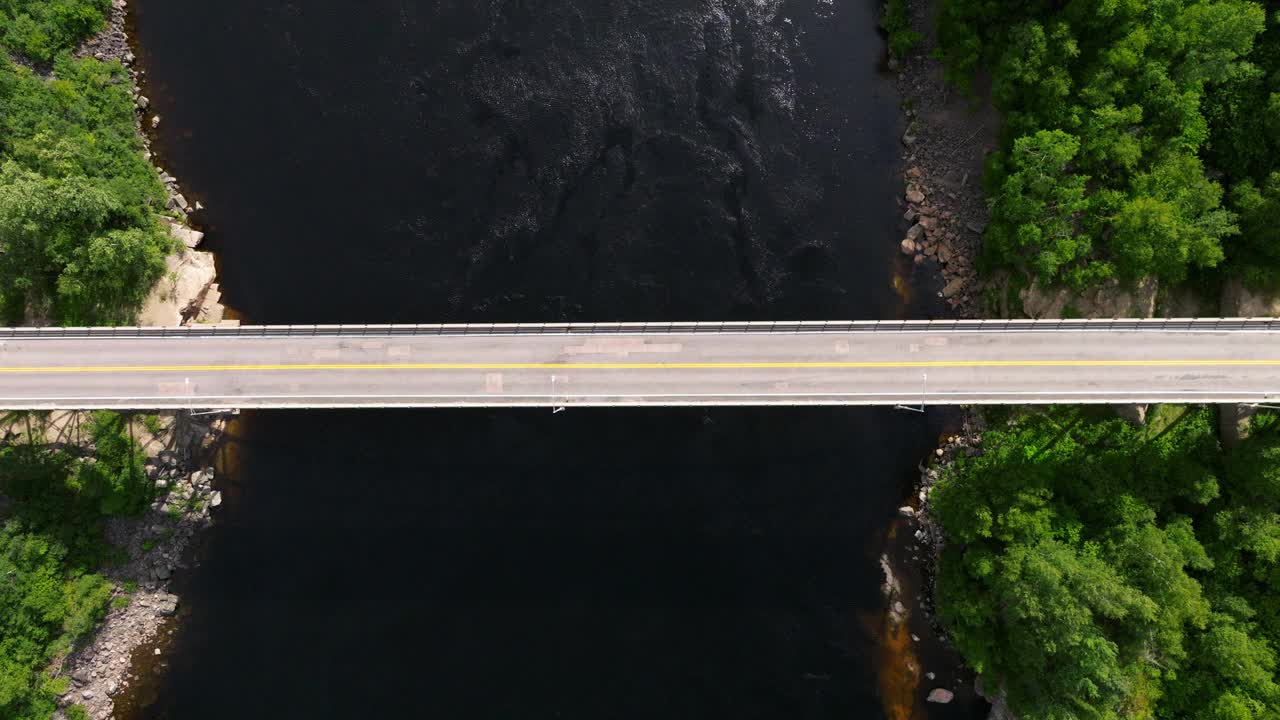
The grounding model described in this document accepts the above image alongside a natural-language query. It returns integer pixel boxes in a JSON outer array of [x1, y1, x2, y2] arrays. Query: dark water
[[125, 0, 962, 717]]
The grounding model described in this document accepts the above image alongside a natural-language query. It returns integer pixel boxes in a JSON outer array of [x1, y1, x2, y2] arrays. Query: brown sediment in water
[[875, 607, 922, 720]]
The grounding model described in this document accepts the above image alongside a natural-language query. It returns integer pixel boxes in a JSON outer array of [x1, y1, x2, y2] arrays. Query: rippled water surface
[[123, 0, 965, 717]]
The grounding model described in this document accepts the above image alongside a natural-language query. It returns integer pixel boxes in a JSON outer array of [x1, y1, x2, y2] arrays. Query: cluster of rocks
[[907, 426, 983, 629], [61, 591, 178, 719], [899, 166, 985, 311], [889, 0, 1002, 317], [76, 1, 193, 220], [58, 413, 233, 720]]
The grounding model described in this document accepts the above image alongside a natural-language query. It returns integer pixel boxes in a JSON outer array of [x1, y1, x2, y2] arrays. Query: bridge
[[0, 319, 1278, 410]]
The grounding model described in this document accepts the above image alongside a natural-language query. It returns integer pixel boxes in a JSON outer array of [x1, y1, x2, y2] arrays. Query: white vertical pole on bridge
[[893, 373, 927, 414]]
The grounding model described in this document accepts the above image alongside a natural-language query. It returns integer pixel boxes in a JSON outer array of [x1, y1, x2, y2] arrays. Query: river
[[122, 0, 973, 717]]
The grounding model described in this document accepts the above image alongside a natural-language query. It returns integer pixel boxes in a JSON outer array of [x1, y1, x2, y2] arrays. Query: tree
[[984, 130, 1092, 282], [1110, 152, 1235, 281]]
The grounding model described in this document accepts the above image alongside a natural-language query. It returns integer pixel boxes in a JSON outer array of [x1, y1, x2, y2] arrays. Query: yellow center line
[[0, 359, 1279, 373]]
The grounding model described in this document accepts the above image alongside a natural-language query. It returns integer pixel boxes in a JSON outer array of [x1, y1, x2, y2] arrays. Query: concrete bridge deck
[[1, 320, 1277, 409]]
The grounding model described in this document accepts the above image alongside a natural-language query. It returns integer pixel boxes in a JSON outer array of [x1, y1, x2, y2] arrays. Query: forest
[[0, 0, 172, 326], [937, 0, 1280, 291], [925, 1, 1280, 717], [0, 411, 154, 720], [0, 5, 173, 718], [934, 407, 1280, 719]]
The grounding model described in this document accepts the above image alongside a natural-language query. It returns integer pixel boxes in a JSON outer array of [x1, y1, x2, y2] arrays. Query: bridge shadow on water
[[132, 405, 950, 719]]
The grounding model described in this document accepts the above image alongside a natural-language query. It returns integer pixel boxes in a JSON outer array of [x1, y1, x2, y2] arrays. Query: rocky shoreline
[[14, 3, 240, 718], [889, 0, 1001, 317], [48, 412, 234, 720], [879, 0, 1005, 714], [78, 0, 228, 328]]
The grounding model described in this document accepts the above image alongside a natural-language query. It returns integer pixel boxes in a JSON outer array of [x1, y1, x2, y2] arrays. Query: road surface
[[0, 324, 1278, 409]]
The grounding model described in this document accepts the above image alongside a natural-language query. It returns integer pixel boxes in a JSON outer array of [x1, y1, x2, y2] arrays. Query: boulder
[[942, 277, 966, 299], [154, 595, 179, 616], [905, 188, 925, 204], [927, 688, 954, 704], [209, 490, 223, 508], [1020, 276, 1157, 319], [906, 223, 925, 242], [898, 506, 916, 518], [136, 248, 222, 326], [166, 220, 204, 249]]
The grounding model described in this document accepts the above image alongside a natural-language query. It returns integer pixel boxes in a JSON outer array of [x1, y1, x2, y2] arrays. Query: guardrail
[[2, 318, 1279, 338]]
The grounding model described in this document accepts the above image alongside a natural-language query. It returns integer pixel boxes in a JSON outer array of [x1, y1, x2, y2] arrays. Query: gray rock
[[942, 277, 966, 299], [209, 490, 223, 508], [900, 238, 917, 256], [966, 220, 987, 234], [107, 680, 119, 695], [906, 223, 925, 242], [155, 595, 178, 616], [898, 506, 916, 518], [154, 566, 171, 580], [989, 693, 1016, 720], [906, 188, 925, 204], [167, 222, 204, 249], [81, 690, 95, 700], [151, 114, 161, 128], [927, 688, 954, 704], [137, 95, 150, 110]]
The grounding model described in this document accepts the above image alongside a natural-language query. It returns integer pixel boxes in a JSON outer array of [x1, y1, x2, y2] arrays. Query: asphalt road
[[1, 328, 1278, 409]]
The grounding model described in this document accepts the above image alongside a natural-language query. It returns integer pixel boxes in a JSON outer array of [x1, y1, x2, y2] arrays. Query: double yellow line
[[1, 359, 1279, 373]]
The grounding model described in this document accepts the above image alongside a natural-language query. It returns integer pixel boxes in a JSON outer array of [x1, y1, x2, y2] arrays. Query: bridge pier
[[1218, 403, 1256, 450]]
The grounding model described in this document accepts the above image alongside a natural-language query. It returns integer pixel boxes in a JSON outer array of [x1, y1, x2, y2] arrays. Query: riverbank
[[889, 0, 999, 318], [885, 0, 1280, 716], [64, 5, 233, 718], [0, 2, 233, 717], [76, 0, 227, 327], [0, 411, 232, 720], [874, 0, 999, 713]]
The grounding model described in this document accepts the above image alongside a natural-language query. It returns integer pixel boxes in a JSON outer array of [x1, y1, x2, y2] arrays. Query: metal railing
[[1, 317, 1278, 339]]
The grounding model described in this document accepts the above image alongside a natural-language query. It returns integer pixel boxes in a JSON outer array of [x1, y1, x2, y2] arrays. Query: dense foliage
[[0, 0, 108, 63], [0, 52, 171, 325], [882, 0, 922, 58], [1202, 4, 1280, 286], [938, 0, 1280, 289], [933, 407, 1280, 719], [0, 411, 153, 720]]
